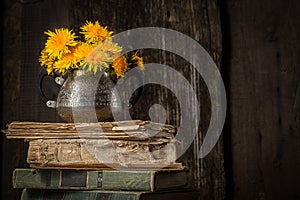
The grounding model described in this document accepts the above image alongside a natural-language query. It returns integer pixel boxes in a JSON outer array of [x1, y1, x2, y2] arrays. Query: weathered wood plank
[[71, 0, 224, 199], [226, 0, 300, 199], [2, 1, 26, 200], [2, 1, 74, 199], [2, 0, 224, 199]]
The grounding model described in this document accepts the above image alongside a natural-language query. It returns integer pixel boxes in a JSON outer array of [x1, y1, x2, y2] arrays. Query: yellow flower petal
[[39, 21, 144, 77], [112, 56, 128, 77], [80, 20, 113, 44], [39, 49, 55, 74], [77, 39, 122, 73], [44, 28, 78, 58], [132, 53, 144, 70]]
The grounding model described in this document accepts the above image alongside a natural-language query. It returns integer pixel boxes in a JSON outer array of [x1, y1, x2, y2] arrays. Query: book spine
[[102, 171, 154, 191], [26, 139, 176, 167], [14, 169, 154, 191], [21, 189, 140, 200]]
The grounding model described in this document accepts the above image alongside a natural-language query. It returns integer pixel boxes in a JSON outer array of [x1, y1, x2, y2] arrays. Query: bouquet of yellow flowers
[[39, 21, 143, 77]]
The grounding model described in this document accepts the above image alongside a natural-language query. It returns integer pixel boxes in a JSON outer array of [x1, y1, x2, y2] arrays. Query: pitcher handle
[[37, 68, 64, 108]]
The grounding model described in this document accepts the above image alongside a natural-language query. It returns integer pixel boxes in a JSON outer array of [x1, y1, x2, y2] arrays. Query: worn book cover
[[21, 189, 199, 200], [26, 138, 178, 169], [3, 120, 181, 169], [13, 168, 189, 192]]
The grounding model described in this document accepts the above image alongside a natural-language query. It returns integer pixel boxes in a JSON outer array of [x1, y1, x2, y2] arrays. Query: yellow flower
[[87, 51, 108, 73], [53, 47, 79, 75], [39, 21, 144, 77], [95, 38, 122, 55], [74, 42, 95, 60], [52, 63, 66, 75], [39, 49, 50, 66], [46, 65, 54, 75], [44, 28, 77, 58], [112, 56, 128, 77], [78, 39, 122, 74], [132, 52, 144, 70], [39, 49, 55, 74], [80, 21, 113, 44]]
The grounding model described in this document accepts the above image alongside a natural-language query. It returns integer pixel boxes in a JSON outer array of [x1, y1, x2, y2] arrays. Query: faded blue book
[[13, 168, 189, 192], [21, 189, 200, 200]]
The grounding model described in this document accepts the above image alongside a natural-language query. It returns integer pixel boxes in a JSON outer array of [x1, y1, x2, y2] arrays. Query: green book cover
[[13, 168, 188, 192], [21, 189, 199, 200]]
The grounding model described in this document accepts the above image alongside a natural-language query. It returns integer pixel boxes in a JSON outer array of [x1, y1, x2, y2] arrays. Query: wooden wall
[[2, 1, 26, 200], [2, 0, 225, 199], [2, 0, 300, 200], [224, 0, 300, 199]]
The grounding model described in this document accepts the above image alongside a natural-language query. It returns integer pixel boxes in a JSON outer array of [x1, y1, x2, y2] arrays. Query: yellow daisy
[[84, 48, 112, 74], [74, 42, 106, 73], [39, 49, 55, 74], [112, 56, 128, 77], [132, 52, 144, 70], [74, 42, 95, 61], [46, 65, 54, 75], [39, 49, 53, 66], [44, 28, 78, 58], [76, 39, 123, 74], [52, 63, 66, 75], [80, 21, 113, 44], [95, 38, 122, 55], [54, 47, 79, 75]]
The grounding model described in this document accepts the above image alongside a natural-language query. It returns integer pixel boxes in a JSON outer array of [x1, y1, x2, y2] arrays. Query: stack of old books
[[3, 120, 199, 199]]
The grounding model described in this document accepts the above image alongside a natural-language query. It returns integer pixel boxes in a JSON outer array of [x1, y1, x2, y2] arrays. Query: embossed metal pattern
[[56, 70, 122, 122]]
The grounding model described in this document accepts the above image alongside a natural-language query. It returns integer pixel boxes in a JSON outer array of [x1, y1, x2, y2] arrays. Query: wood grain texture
[[2, 1, 27, 200], [2, 0, 224, 199], [71, 0, 225, 199], [226, 0, 300, 199], [3, 0, 300, 199]]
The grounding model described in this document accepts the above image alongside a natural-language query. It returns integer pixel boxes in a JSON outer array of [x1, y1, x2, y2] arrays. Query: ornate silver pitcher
[[38, 69, 143, 122]]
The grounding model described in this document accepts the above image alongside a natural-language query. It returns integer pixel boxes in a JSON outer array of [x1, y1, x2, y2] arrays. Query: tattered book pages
[[3, 120, 183, 170]]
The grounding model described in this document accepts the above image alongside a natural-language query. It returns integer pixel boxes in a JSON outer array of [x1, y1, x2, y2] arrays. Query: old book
[[26, 138, 178, 169], [13, 168, 188, 191], [21, 189, 199, 200], [3, 120, 181, 170], [3, 120, 176, 140]]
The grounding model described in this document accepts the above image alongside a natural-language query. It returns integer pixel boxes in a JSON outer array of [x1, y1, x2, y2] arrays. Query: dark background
[[1, 0, 300, 200]]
